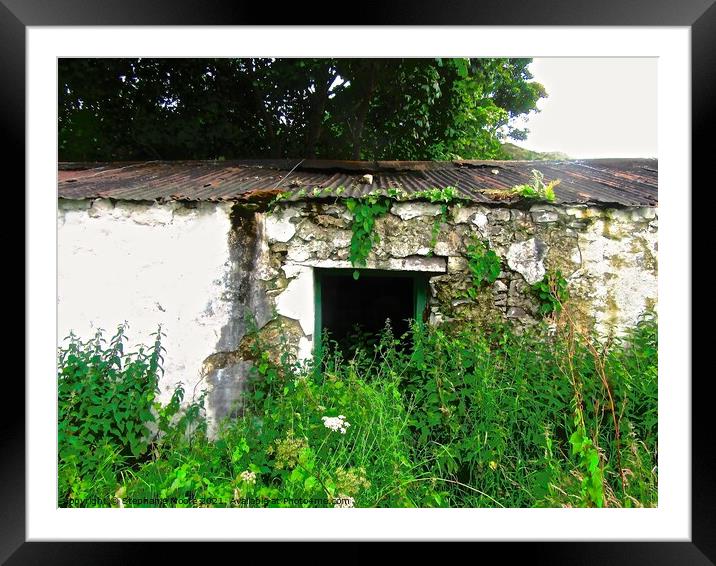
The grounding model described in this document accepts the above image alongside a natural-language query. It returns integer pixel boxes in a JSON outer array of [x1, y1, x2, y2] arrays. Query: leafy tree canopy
[[59, 58, 546, 162]]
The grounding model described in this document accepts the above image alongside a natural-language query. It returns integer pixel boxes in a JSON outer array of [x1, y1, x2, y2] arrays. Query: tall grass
[[58, 310, 657, 508]]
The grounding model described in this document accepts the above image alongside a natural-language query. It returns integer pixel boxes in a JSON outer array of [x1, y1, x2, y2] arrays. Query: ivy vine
[[344, 187, 462, 278], [273, 184, 468, 280], [346, 195, 391, 279], [401, 187, 461, 254]]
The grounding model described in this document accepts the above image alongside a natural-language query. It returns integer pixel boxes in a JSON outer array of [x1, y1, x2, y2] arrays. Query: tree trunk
[[305, 65, 333, 158], [351, 63, 377, 160]]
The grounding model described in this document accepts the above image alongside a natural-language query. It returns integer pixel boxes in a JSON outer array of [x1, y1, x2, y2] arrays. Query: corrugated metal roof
[[58, 158, 658, 206]]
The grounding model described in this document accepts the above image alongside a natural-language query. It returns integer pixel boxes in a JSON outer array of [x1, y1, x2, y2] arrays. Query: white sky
[[511, 58, 657, 159]]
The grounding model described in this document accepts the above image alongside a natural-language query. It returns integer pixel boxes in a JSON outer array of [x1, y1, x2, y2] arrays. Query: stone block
[[391, 202, 442, 221], [506, 237, 547, 284], [489, 209, 511, 223]]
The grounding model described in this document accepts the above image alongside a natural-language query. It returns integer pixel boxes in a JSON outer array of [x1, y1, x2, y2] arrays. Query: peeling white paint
[[531, 210, 559, 223], [452, 206, 476, 224], [472, 212, 488, 229], [574, 210, 658, 335], [275, 265, 315, 335], [254, 214, 279, 281], [265, 207, 298, 242], [58, 199, 235, 406], [286, 245, 311, 262], [298, 336, 313, 361], [631, 207, 657, 221]]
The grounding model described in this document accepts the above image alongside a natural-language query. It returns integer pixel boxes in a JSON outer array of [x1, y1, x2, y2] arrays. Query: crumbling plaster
[[58, 196, 657, 434], [58, 199, 237, 414], [58, 198, 273, 435]]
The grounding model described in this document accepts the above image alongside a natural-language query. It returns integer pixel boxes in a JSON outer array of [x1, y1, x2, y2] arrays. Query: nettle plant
[[58, 324, 207, 505], [531, 270, 570, 315], [465, 238, 501, 299], [57, 312, 658, 508], [58, 323, 164, 462]]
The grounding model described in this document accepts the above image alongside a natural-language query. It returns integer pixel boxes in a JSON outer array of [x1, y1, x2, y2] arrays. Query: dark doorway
[[316, 270, 425, 355]]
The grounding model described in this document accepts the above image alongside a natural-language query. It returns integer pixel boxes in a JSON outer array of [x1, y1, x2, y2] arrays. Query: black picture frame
[[7, 0, 708, 561]]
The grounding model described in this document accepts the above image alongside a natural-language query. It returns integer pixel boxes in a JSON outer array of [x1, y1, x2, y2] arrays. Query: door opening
[[314, 269, 427, 356]]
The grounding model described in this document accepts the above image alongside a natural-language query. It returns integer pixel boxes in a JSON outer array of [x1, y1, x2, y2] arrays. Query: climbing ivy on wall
[[411, 187, 460, 254], [273, 182, 559, 293], [344, 186, 463, 278], [346, 195, 392, 279]]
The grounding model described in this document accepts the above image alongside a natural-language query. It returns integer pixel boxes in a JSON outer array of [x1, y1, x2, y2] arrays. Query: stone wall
[[58, 197, 657, 434], [263, 199, 658, 348]]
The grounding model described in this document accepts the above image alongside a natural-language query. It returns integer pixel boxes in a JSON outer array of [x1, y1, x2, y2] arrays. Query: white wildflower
[[333, 494, 355, 508], [240, 470, 257, 484], [321, 415, 351, 434]]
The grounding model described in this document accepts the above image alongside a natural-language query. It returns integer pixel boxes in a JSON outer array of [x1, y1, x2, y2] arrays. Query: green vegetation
[[408, 187, 461, 254], [344, 187, 464, 275], [465, 239, 502, 298], [59, 58, 545, 161], [407, 187, 460, 203], [513, 169, 560, 202], [480, 169, 560, 203], [346, 195, 392, 279], [58, 324, 204, 504], [499, 142, 570, 161], [59, 307, 657, 508], [532, 270, 570, 316]]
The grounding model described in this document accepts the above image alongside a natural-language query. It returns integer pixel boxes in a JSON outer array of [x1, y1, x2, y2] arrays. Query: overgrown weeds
[[58, 308, 657, 508]]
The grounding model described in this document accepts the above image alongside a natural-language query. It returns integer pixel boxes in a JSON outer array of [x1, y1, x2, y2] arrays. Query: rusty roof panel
[[57, 159, 658, 206]]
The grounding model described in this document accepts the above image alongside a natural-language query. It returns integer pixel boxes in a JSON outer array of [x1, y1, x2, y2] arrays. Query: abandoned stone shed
[[58, 158, 658, 431]]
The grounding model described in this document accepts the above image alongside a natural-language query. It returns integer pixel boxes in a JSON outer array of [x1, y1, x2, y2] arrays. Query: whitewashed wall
[[58, 198, 236, 408]]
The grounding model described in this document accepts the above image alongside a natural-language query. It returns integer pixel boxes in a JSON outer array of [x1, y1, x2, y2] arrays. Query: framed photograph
[[8, 0, 709, 560]]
